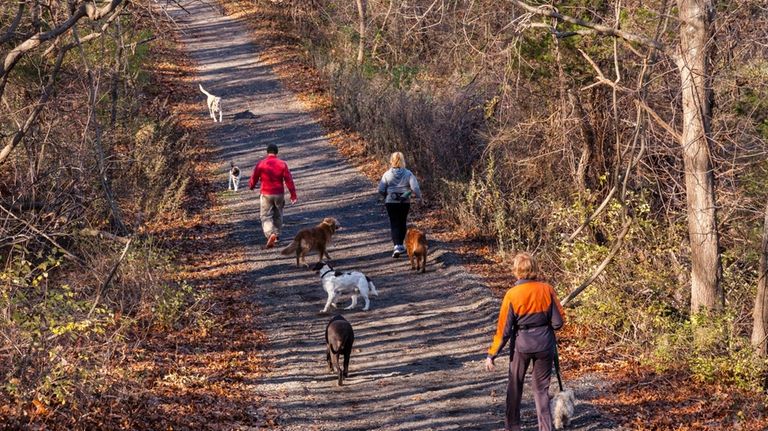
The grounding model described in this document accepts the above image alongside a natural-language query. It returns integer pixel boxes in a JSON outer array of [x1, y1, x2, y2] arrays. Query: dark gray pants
[[506, 349, 554, 431]]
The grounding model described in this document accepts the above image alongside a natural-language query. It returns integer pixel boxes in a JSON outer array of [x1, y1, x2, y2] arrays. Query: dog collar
[[320, 269, 334, 279]]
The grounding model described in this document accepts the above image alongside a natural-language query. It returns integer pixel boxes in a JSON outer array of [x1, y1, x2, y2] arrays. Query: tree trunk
[[568, 90, 596, 193], [676, 0, 722, 313], [752, 200, 768, 356], [355, 0, 366, 64]]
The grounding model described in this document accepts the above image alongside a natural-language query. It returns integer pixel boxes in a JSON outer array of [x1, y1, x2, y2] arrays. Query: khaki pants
[[260, 194, 285, 239]]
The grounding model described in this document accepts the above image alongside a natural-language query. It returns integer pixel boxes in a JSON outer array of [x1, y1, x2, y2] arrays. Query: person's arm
[[248, 162, 261, 190], [486, 292, 516, 371], [283, 162, 297, 202], [488, 291, 516, 359], [549, 285, 565, 331], [378, 172, 389, 197], [409, 172, 422, 199]]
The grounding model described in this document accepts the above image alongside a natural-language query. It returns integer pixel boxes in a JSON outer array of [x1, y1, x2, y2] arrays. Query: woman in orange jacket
[[485, 252, 565, 431]]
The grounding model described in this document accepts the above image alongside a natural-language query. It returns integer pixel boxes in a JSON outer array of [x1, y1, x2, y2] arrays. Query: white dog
[[228, 162, 241, 191], [551, 389, 576, 430], [313, 262, 378, 313], [199, 84, 223, 122]]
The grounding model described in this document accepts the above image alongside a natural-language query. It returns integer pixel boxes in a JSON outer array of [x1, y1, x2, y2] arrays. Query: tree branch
[[0, 47, 67, 165], [562, 214, 633, 307], [510, 0, 664, 52], [0, 0, 124, 99], [634, 98, 682, 142], [0, 203, 85, 265], [0, 1, 26, 45], [0, 2, 126, 166]]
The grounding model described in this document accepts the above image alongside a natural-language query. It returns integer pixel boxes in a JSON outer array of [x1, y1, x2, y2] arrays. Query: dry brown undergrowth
[[92, 25, 278, 430]]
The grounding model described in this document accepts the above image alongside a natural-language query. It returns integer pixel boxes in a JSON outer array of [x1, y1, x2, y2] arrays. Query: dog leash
[[553, 338, 564, 392]]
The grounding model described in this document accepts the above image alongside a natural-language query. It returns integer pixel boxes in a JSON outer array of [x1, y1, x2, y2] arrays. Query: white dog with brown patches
[[313, 262, 378, 313], [199, 84, 223, 122]]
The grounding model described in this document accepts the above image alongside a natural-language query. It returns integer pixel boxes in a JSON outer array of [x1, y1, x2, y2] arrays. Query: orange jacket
[[487, 279, 565, 358]]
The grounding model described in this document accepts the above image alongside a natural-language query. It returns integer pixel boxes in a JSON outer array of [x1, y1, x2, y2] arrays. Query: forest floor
[[126, 0, 768, 430]]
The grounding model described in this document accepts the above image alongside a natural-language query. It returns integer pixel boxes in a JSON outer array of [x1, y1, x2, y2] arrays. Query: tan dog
[[280, 217, 340, 267], [405, 228, 428, 273]]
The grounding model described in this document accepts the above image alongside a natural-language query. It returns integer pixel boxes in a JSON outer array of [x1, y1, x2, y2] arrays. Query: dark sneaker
[[266, 233, 278, 249]]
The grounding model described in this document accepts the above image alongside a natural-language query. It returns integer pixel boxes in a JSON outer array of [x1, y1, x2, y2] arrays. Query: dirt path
[[169, 2, 619, 430]]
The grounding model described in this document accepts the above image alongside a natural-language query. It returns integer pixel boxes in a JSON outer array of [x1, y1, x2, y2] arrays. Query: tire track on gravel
[[169, 2, 619, 430]]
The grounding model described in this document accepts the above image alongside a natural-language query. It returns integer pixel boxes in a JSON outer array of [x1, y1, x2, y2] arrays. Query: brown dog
[[280, 217, 340, 267], [405, 228, 428, 273]]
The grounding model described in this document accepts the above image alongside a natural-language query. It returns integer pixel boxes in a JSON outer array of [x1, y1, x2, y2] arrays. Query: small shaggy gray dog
[[550, 389, 576, 430]]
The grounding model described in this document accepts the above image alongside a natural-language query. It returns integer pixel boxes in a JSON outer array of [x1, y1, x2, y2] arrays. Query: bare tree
[[510, 0, 723, 314], [752, 199, 768, 356], [355, 0, 367, 64], [676, 0, 722, 312], [0, 0, 126, 165]]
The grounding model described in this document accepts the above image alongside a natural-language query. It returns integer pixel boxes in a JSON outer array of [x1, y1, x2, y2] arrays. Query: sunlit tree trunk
[[355, 0, 366, 64], [752, 200, 768, 356], [676, 0, 722, 313]]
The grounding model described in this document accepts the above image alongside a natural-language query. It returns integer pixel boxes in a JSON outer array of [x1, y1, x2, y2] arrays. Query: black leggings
[[385, 203, 410, 246]]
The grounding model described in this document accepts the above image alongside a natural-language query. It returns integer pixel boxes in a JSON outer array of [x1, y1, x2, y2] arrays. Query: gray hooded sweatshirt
[[378, 168, 422, 204]]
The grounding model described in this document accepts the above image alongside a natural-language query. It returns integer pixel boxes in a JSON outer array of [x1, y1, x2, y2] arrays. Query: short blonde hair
[[512, 252, 540, 280], [390, 152, 406, 168]]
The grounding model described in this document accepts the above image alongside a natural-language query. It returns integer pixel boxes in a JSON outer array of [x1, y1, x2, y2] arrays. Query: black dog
[[325, 314, 354, 386]]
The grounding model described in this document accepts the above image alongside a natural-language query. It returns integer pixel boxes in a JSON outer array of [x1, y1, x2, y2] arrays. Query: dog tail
[[366, 276, 379, 296], [280, 240, 299, 255], [199, 83, 211, 97]]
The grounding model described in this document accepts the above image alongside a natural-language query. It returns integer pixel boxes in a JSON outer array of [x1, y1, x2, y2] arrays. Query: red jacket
[[248, 154, 297, 199]]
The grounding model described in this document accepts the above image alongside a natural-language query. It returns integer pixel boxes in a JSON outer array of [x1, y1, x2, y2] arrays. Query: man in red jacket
[[248, 144, 298, 248]]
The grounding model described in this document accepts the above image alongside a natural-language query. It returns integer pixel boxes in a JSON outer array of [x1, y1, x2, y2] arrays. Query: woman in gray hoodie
[[378, 152, 422, 257]]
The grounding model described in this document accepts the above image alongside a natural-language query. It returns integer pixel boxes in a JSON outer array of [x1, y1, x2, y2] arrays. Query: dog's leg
[[326, 346, 334, 372], [410, 254, 416, 270], [335, 353, 343, 386], [421, 253, 427, 273], [318, 244, 331, 262], [361, 294, 370, 311], [344, 295, 358, 310], [218, 108, 223, 123], [342, 350, 350, 378], [228, 175, 233, 191], [322, 293, 335, 313]]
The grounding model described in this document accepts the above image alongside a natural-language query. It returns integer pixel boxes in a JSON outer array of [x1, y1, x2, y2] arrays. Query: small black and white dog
[[325, 314, 354, 386], [313, 262, 378, 313], [199, 84, 223, 122], [228, 162, 241, 191]]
